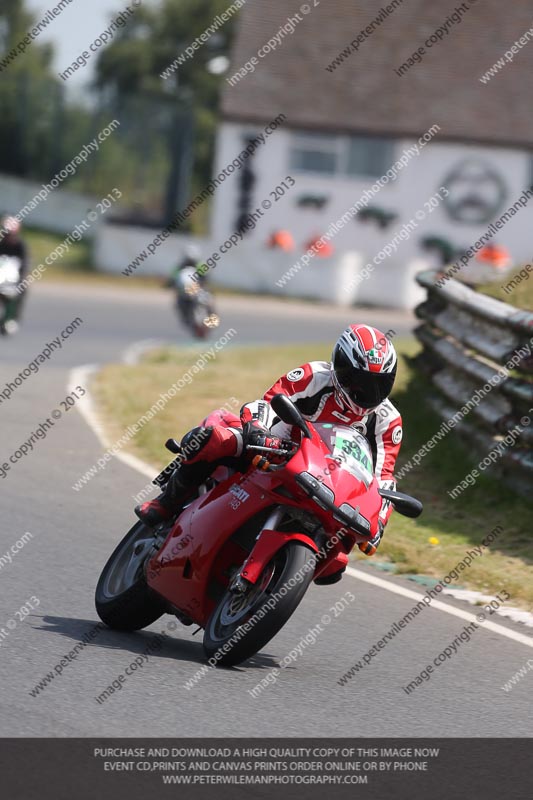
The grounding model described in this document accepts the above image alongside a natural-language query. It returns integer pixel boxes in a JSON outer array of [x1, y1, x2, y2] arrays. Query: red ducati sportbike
[[96, 395, 422, 666]]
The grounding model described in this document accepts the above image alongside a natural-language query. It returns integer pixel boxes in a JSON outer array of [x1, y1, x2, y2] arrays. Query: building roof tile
[[222, 0, 533, 149]]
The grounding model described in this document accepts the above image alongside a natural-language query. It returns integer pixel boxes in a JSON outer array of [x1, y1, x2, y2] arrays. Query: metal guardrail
[[414, 270, 533, 495]]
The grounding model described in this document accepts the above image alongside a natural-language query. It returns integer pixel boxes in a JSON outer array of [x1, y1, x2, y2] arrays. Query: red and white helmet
[[331, 324, 397, 414]]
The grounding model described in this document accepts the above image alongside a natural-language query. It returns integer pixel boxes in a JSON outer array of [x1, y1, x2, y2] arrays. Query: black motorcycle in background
[[171, 266, 219, 340]]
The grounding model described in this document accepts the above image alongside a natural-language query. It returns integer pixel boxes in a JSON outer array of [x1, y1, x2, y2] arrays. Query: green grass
[[26, 227, 91, 274], [23, 227, 165, 289], [91, 340, 533, 610], [386, 342, 533, 608], [478, 270, 533, 311]]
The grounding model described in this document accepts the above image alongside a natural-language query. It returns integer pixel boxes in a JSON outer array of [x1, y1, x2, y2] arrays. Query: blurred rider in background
[[0, 216, 29, 333], [166, 243, 217, 336], [167, 243, 207, 287]]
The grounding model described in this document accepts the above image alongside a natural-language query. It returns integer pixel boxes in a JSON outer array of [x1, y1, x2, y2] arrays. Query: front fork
[[231, 507, 319, 591]]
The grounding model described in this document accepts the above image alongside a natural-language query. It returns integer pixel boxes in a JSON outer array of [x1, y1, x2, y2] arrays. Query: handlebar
[[246, 444, 296, 457], [248, 439, 299, 472]]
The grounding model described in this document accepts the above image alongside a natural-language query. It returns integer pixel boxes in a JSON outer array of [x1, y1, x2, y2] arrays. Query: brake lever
[[246, 445, 294, 456]]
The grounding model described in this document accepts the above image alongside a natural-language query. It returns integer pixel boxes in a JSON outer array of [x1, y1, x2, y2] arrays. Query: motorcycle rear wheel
[[95, 521, 166, 631], [203, 541, 316, 667]]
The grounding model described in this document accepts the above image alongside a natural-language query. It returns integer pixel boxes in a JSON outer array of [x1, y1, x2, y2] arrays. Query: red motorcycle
[[96, 395, 422, 666]]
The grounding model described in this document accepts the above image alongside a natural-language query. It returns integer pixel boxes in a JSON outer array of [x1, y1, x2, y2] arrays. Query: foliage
[[478, 270, 533, 311], [0, 0, 57, 176], [94, 0, 238, 198], [0, 0, 238, 222]]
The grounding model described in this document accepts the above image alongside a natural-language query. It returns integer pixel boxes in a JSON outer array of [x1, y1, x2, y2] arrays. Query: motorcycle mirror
[[379, 489, 423, 518], [165, 438, 182, 454], [270, 394, 312, 439]]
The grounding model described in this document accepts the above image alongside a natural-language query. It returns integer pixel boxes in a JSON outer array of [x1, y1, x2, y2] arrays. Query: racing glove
[[242, 422, 286, 463]]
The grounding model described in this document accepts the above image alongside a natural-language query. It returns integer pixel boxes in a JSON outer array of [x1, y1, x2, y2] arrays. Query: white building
[[210, 0, 533, 309]]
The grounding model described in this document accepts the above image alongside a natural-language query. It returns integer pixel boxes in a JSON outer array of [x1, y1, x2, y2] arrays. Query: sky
[[26, 0, 160, 92]]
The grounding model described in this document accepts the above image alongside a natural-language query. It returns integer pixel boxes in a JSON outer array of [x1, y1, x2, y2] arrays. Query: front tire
[[203, 541, 316, 667], [95, 521, 166, 631]]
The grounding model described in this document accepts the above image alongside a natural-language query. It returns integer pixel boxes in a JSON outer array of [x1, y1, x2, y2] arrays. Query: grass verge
[[26, 227, 90, 274], [478, 273, 533, 311], [24, 227, 164, 289], [92, 339, 533, 610]]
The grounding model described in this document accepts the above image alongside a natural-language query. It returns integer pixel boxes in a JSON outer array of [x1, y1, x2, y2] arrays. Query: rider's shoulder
[[307, 360, 333, 386], [377, 397, 402, 423], [309, 360, 331, 375], [283, 361, 329, 384]]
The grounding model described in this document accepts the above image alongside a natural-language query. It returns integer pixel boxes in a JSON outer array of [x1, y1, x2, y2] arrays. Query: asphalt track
[[1, 282, 531, 737]]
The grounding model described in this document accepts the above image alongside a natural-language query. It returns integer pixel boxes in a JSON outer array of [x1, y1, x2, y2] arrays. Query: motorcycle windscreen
[[313, 423, 374, 488]]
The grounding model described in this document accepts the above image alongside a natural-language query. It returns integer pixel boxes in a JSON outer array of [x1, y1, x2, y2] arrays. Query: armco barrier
[[414, 269, 533, 496]]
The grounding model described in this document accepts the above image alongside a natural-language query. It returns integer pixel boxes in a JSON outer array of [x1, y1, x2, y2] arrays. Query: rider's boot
[[135, 465, 204, 527], [135, 425, 241, 527]]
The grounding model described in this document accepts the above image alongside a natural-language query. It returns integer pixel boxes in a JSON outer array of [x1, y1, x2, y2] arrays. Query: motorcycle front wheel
[[203, 541, 316, 667], [95, 521, 166, 631]]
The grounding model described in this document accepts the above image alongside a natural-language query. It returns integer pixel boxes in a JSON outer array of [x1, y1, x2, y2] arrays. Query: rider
[[168, 243, 207, 286], [167, 243, 213, 326], [135, 324, 402, 557], [0, 216, 28, 333]]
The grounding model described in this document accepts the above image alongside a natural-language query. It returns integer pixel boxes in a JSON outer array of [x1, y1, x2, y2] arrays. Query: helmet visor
[[334, 349, 396, 408]]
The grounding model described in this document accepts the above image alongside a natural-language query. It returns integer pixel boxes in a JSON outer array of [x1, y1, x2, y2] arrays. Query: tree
[[94, 0, 240, 221], [0, 0, 59, 176]]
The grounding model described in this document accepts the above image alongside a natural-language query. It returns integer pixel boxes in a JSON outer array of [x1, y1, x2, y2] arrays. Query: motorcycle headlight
[[296, 472, 371, 534], [295, 472, 335, 509], [334, 503, 371, 533]]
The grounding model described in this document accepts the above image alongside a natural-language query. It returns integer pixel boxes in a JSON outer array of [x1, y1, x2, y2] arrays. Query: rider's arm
[[241, 362, 329, 434], [373, 402, 403, 527], [241, 364, 309, 438], [240, 398, 278, 429], [195, 263, 209, 286], [18, 241, 28, 281]]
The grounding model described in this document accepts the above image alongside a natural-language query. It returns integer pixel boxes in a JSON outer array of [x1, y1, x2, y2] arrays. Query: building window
[[290, 134, 340, 175], [346, 136, 394, 178], [289, 131, 393, 178]]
